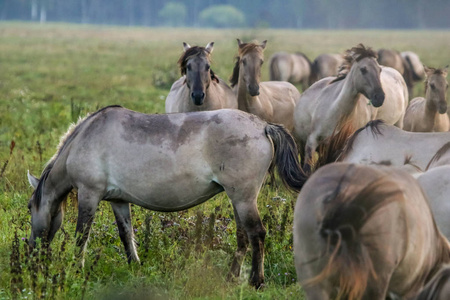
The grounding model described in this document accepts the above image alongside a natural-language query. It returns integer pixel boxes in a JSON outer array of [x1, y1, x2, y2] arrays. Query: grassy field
[[0, 22, 449, 299]]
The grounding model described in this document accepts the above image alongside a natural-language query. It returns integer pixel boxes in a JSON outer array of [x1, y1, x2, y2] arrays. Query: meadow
[[0, 22, 449, 299]]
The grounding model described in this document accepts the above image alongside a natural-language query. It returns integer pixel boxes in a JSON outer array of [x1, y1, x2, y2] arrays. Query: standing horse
[[294, 163, 450, 299], [312, 53, 345, 80], [293, 44, 386, 172], [230, 39, 301, 131], [26, 106, 306, 289], [404, 66, 449, 132], [269, 51, 315, 91], [378, 49, 425, 98], [165, 42, 237, 113]]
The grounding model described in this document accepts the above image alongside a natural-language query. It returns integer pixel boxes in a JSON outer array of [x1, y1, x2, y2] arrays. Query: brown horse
[[294, 163, 450, 299], [312, 53, 345, 80], [165, 42, 237, 113], [269, 51, 315, 91], [230, 39, 301, 131], [404, 66, 449, 132]]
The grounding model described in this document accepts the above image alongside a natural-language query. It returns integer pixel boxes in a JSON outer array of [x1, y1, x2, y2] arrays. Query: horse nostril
[[201, 92, 205, 100]]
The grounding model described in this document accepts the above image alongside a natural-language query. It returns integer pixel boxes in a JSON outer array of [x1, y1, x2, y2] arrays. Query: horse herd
[[26, 39, 450, 299]]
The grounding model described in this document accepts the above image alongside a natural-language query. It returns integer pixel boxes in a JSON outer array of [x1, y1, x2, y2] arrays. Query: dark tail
[[265, 124, 307, 193], [305, 166, 402, 299]]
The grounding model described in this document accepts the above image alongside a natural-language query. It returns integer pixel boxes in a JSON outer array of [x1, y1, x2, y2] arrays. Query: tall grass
[[1, 23, 449, 299]]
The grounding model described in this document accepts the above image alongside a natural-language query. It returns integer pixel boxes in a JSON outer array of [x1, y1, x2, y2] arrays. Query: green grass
[[1, 22, 449, 299]]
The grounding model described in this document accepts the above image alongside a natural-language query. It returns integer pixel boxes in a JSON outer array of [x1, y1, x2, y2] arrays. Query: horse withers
[[294, 163, 450, 299], [26, 106, 306, 288]]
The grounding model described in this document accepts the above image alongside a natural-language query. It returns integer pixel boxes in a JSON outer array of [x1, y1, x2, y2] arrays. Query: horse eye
[[360, 67, 368, 75], [205, 64, 210, 71], [430, 83, 436, 90], [242, 59, 247, 66], [187, 65, 192, 71], [260, 59, 264, 66]]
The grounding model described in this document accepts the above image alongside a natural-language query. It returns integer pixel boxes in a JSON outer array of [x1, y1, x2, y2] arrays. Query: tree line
[[1, 0, 449, 29]]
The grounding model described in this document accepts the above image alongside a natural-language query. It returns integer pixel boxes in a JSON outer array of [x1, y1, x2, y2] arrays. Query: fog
[[1, 0, 449, 29]]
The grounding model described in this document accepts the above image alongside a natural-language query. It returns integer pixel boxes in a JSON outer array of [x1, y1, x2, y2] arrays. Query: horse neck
[[236, 66, 258, 111], [331, 69, 362, 119]]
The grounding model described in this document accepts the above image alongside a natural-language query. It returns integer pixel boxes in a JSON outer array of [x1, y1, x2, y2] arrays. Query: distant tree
[[158, 2, 187, 27], [199, 5, 246, 28]]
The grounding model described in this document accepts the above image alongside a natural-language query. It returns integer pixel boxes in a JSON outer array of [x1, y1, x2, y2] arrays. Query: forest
[[1, 0, 450, 29]]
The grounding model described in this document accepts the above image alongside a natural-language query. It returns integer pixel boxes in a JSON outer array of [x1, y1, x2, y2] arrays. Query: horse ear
[[443, 65, 448, 77], [183, 42, 191, 52], [260, 40, 267, 50], [237, 39, 244, 48], [205, 42, 214, 54], [27, 170, 39, 189]]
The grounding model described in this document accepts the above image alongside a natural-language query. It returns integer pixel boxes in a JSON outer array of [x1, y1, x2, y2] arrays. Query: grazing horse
[[293, 44, 386, 172], [269, 51, 315, 91], [337, 120, 450, 170], [26, 106, 306, 288], [230, 39, 301, 131], [312, 53, 345, 80], [165, 42, 237, 113], [294, 163, 450, 299], [404, 66, 449, 132]]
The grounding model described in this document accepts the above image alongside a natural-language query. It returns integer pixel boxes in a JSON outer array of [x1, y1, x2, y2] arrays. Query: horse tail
[[265, 123, 307, 193], [269, 56, 280, 81], [305, 166, 402, 300]]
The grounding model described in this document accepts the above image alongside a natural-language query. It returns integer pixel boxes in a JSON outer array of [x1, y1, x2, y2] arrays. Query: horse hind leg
[[232, 199, 266, 288], [110, 202, 140, 263], [75, 186, 102, 267], [228, 204, 249, 280]]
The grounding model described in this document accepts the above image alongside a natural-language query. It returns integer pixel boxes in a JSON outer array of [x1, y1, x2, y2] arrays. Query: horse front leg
[[233, 200, 266, 289], [228, 205, 249, 280], [110, 202, 140, 263], [75, 187, 102, 267]]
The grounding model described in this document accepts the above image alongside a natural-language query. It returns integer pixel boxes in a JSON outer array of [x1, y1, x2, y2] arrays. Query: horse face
[[27, 173, 63, 248], [426, 71, 448, 114], [185, 55, 211, 106], [355, 57, 385, 107]]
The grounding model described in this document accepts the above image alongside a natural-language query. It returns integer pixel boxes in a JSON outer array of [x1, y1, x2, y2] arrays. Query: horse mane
[[414, 265, 450, 300], [337, 120, 385, 162], [424, 66, 448, 94], [33, 105, 122, 208], [230, 41, 264, 87], [178, 46, 219, 83], [230, 57, 240, 87], [305, 165, 403, 300], [329, 44, 377, 84], [425, 141, 450, 171], [315, 120, 356, 170]]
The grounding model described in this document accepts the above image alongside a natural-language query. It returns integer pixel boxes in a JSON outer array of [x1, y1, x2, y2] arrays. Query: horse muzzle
[[191, 91, 205, 106], [439, 102, 448, 114], [248, 84, 260, 96], [370, 90, 385, 108]]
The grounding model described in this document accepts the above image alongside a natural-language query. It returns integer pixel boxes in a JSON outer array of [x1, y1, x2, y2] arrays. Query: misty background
[[1, 0, 450, 29]]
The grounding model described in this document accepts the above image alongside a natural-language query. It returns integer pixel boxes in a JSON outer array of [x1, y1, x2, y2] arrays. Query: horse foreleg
[[233, 201, 266, 289], [228, 205, 249, 280], [110, 202, 140, 263], [75, 187, 101, 267]]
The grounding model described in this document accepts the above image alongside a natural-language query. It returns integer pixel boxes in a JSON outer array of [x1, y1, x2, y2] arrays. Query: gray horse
[[27, 106, 305, 288]]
